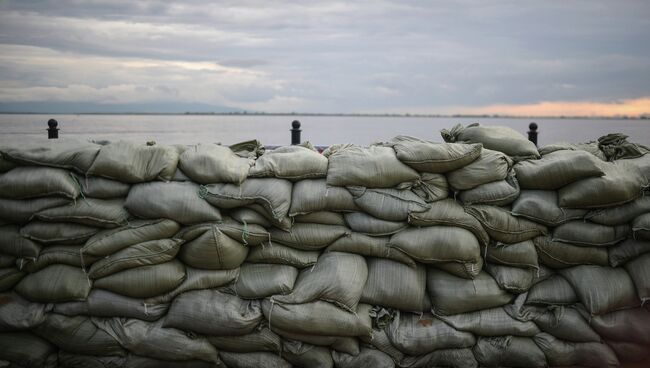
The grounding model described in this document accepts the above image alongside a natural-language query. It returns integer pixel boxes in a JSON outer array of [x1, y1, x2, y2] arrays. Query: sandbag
[[0, 255, 14, 267], [126, 181, 221, 224], [332, 347, 394, 368], [560, 265, 639, 315], [0, 331, 57, 368], [632, 212, 650, 240], [625, 252, 650, 303], [608, 238, 650, 267], [272, 252, 367, 312], [399, 348, 478, 368], [510, 190, 587, 226], [0, 138, 99, 172], [0, 267, 25, 291], [441, 123, 540, 159], [534, 332, 619, 368], [526, 275, 578, 305], [20, 221, 99, 245], [326, 233, 415, 266], [466, 204, 547, 243], [428, 269, 512, 315], [88, 238, 182, 279], [145, 266, 239, 304], [293, 211, 346, 226], [439, 306, 540, 336], [586, 196, 650, 226], [15, 264, 91, 302], [446, 149, 512, 191], [326, 144, 420, 188], [34, 314, 124, 356], [233, 263, 298, 299], [207, 326, 281, 353], [21, 245, 98, 273], [484, 240, 538, 269], [217, 217, 269, 246], [514, 150, 605, 189], [0, 197, 69, 224], [458, 171, 519, 206], [591, 308, 650, 345], [93, 260, 185, 299], [269, 223, 349, 250], [0, 292, 48, 331], [35, 198, 129, 228], [0, 225, 41, 258], [249, 145, 328, 180], [82, 218, 180, 257], [361, 258, 427, 312], [177, 223, 248, 270], [536, 236, 609, 269], [220, 352, 291, 368], [558, 161, 647, 208], [347, 186, 430, 221], [178, 143, 252, 184], [271, 327, 360, 355], [203, 178, 292, 220], [344, 212, 408, 236], [72, 174, 130, 199], [246, 202, 292, 230], [472, 336, 546, 368], [0, 166, 80, 199], [386, 311, 475, 355], [606, 340, 650, 363], [532, 307, 600, 342], [407, 198, 489, 246], [57, 351, 127, 368], [230, 207, 273, 227], [164, 289, 262, 336], [282, 340, 333, 368], [552, 221, 629, 246], [485, 263, 535, 294], [410, 172, 449, 202], [54, 289, 168, 322], [289, 179, 358, 215], [261, 299, 372, 338], [246, 243, 319, 269], [387, 135, 482, 173], [87, 141, 179, 183]]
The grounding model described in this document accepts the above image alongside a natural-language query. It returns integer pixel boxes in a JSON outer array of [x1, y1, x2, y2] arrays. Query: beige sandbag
[[441, 123, 540, 159], [249, 145, 328, 180], [289, 179, 359, 215], [361, 258, 427, 313], [82, 218, 180, 257], [87, 141, 179, 183], [0, 137, 99, 172], [514, 150, 605, 189], [72, 174, 130, 198], [446, 149, 512, 191], [408, 198, 489, 246], [177, 223, 248, 270], [387, 135, 482, 173], [35, 198, 129, 228], [203, 178, 292, 220], [0, 166, 80, 199], [466, 204, 547, 243], [179, 143, 252, 184]]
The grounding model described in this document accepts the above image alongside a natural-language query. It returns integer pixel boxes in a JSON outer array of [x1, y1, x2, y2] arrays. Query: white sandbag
[[82, 218, 180, 257], [387, 135, 482, 173], [249, 145, 328, 180], [176, 223, 248, 270], [35, 198, 129, 228], [233, 263, 298, 299], [514, 150, 605, 189], [289, 179, 358, 215], [178, 143, 252, 184], [361, 257, 427, 312], [87, 141, 179, 183], [446, 149, 512, 191], [0, 167, 80, 199]]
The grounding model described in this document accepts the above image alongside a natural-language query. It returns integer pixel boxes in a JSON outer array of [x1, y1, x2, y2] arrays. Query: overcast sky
[[0, 0, 648, 115]]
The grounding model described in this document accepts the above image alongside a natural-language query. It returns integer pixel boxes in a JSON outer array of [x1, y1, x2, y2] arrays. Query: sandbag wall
[[0, 125, 649, 368]]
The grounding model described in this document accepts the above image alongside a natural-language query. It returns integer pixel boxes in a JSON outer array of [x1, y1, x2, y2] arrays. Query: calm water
[[0, 114, 649, 147]]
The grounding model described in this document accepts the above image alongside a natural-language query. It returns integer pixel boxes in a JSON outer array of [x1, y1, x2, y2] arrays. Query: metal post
[[290, 120, 301, 145], [47, 119, 59, 139], [528, 122, 538, 146]]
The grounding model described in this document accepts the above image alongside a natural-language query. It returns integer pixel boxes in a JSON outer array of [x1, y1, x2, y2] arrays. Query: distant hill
[[0, 101, 241, 114]]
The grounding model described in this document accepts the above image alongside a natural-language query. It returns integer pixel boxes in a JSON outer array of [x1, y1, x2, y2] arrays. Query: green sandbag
[[387, 135, 482, 173], [466, 204, 547, 244], [0, 166, 80, 199], [0, 137, 99, 172], [35, 198, 129, 228], [408, 198, 489, 246], [73, 173, 130, 199], [511, 190, 586, 226], [446, 149, 512, 191], [289, 179, 359, 215], [246, 243, 319, 269], [0, 225, 41, 258], [179, 143, 253, 184], [15, 264, 91, 302], [0, 197, 70, 224], [0, 331, 57, 368], [34, 314, 125, 356], [93, 260, 185, 299], [83, 218, 180, 257], [514, 150, 605, 190], [177, 223, 248, 270], [361, 257, 428, 313], [249, 145, 328, 181], [203, 178, 292, 220], [21, 221, 99, 245], [441, 123, 540, 160]]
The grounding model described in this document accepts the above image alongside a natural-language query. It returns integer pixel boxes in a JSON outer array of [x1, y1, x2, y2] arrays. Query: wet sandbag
[[249, 145, 328, 180], [203, 178, 292, 220], [145, 267, 239, 304], [233, 263, 298, 299], [472, 336, 546, 368], [625, 253, 650, 303], [0, 197, 69, 224], [361, 258, 427, 312], [293, 210, 346, 226], [72, 174, 130, 199], [332, 347, 394, 368], [289, 179, 358, 215], [126, 181, 221, 225], [326, 144, 420, 188], [0, 166, 80, 199], [220, 352, 290, 368], [271, 327, 359, 355], [485, 263, 535, 294], [34, 314, 124, 356], [0, 137, 99, 172], [466, 204, 547, 243], [560, 265, 639, 315], [94, 260, 185, 299], [534, 236, 609, 268], [178, 143, 252, 184], [0, 225, 41, 258], [165, 289, 263, 336], [326, 233, 415, 266], [0, 331, 57, 368], [261, 299, 372, 338], [15, 264, 90, 302], [441, 123, 540, 159], [534, 332, 619, 368], [246, 243, 319, 269], [87, 141, 179, 183], [586, 196, 650, 226], [344, 212, 407, 236], [484, 240, 538, 269], [94, 318, 220, 363], [510, 190, 586, 226], [273, 252, 367, 312], [428, 268, 512, 315], [552, 221, 628, 246], [632, 212, 650, 240], [54, 289, 168, 322], [347, 186, 429, 221], [0, 292, 48, 331], [82, 219, 180, 257], [526, 274, 578, 305], [386, 311, 475, 355], [446, 149, 512, 191], [590, 308, 650, 345], [558, 161, 647, 208], [387, 135, 482, 173], [440, 306, 540, 337], [458, 171, 519, 206], [0, 267, 25, 291], [21, 221, 99, 245], [35, 198, 129, 228], [514, 150, 605, 189], [407, 198, 489, 246], [269, 223, 350, 250], [609, 238, 650, 267], [282, 340, 333, 368], [399, 348, 478, 368], [207, 326, 281, 353], [177, 223, 248, 270], [88, 238, 182, 279], [21, 245, 99, 273]]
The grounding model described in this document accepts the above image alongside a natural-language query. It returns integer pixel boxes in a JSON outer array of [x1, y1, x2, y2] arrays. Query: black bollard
[[290, 120, 301, 145], [528, 122, 538, 147], [47, 119, 59, 139]]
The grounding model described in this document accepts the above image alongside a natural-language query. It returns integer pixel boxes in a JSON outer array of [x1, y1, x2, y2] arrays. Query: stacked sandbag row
[[0, 125, 647, 368]]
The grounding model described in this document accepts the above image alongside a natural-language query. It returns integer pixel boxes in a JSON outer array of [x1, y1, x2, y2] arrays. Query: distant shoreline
[[0, 111, 647, 120]]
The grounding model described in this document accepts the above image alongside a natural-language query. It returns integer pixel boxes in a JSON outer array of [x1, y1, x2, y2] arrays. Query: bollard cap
[[47, 119, 58, 129], [529, 122, 538, 131], [291, 120, 301, 129]]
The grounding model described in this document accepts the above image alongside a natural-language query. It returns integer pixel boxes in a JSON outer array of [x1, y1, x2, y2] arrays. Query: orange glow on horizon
[[457, 97, 650, 117]]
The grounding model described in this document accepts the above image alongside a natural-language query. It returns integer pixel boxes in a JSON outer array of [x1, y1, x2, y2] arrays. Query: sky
[[0, 0, 648, 116]]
